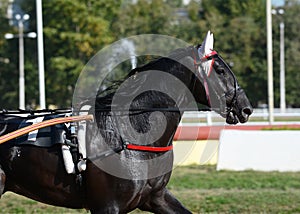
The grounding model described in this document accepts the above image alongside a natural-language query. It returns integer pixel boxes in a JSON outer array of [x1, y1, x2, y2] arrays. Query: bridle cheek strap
[[201, 50, 217, 77], [193, 49, 212, 107], [197, 66, 211, 106]]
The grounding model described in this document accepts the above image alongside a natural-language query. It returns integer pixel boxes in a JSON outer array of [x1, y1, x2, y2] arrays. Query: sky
[[272, 0, 284, 6]]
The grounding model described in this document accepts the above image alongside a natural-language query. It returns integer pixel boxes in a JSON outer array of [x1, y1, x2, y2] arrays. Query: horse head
[[192, 31, 253, 124]]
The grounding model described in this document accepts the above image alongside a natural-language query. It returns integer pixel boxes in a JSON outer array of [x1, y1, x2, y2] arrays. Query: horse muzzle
[[226, 88, 253, 124]]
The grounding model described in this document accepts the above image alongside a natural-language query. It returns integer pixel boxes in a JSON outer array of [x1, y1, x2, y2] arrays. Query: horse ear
[[198, 31, 214, 56]]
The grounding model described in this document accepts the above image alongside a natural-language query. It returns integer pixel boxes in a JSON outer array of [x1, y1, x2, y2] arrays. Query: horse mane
[[95, 46, 194, 111]]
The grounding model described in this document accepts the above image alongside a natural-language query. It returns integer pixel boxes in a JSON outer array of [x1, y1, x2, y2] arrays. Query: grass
[[1, 165, 300, 213], [168, 165, 300, 213], [0, 193, 86, 213]]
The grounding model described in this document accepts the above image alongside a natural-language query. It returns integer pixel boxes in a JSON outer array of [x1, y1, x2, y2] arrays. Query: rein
[[216, 54, 240, 116]]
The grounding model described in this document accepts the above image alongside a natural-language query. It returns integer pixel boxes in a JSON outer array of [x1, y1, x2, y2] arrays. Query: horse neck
[[122, 90, 182, 147], [170, 55, 211, 108], [94, 52, 197, 149]]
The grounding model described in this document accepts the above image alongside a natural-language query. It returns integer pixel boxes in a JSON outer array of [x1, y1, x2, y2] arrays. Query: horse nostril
[[242, 107, 253, 116]]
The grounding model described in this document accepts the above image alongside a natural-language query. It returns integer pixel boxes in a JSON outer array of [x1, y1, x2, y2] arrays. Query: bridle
[[83, 47, 242, 156], [192, 46, 240, 117]]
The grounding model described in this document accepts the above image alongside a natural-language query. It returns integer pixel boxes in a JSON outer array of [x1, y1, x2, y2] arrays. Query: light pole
[[266, 0, 274, 124], [5, 14, 36, 109], [272, 8, 286, 113], [36, 0, 46, 109]]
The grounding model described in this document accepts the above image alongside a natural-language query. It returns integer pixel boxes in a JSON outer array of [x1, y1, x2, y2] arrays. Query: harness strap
[[126, 144, 173, 152], [87, 143, 173, 162]]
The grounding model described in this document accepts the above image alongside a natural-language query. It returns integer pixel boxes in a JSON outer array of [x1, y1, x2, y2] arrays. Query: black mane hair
[[95, 46, 196, 112]]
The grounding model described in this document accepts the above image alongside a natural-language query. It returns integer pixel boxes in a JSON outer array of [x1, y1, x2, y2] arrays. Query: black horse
[[0, 34, 252, 213]]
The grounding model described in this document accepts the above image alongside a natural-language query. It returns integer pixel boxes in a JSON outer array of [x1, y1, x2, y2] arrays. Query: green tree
[[192, 0, 268, 107], [39, 0, 116, 107], [0, 0, 118, 108], [112, 0, 174, 38], [0, 0, 23, 108], [279, 0, 300, 107], [1, 0, 300, 109]]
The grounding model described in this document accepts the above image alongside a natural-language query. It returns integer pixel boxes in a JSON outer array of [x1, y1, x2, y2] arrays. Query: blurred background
[[1, 1, 300, 213], [0, 0, 299, 111]]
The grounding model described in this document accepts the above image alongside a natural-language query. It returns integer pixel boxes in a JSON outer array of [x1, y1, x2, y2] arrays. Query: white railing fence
[[180, 108, 300, 126]]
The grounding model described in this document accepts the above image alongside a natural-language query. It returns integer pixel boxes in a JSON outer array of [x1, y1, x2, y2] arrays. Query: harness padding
[[61, 105, 91, 174], [61, 144, 75, 174], [77, 105, 91, 160]]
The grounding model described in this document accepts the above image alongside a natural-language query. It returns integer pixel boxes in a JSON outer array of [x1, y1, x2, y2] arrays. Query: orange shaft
[[0, 114, 94, 145]]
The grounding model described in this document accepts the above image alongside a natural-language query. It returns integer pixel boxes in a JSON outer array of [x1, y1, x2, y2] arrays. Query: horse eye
[[214, 61, 225, 74], [218, 67, 225, 74], [216, 65, 225, 74]]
